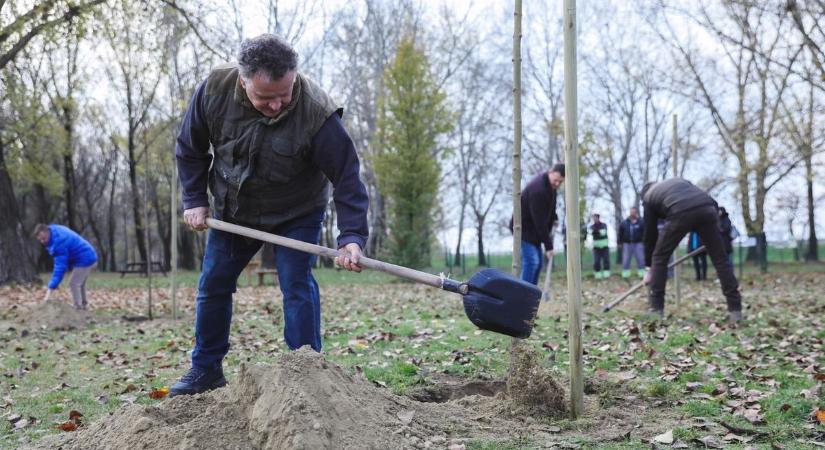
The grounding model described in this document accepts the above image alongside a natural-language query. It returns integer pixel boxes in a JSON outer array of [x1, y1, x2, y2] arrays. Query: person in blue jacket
[[33, 223, 98, 309]]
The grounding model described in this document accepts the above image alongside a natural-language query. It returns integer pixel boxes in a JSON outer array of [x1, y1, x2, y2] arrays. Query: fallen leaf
[[121, 384, 138, 394], [723, 433, 753, 443], [694, 435, 723, 448], [58, 421, 78, 432], [815, 408, 825, 425], [616, 371, 636, 381], [148, 387, 169, 400], [653, 429, 674, 444]]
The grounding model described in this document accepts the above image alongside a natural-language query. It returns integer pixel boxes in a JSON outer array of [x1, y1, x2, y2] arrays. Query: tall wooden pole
[[672, 114, 681, 310], [564, 0, 584, 418], [512, 0, 523, 278], [509, 0, 524, 367], [170, 165, 178, 320]]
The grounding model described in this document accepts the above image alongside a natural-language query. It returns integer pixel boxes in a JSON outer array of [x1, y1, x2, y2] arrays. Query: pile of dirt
[[17, 300, 90, 331], [506, 344, 566, 418], [30, 349, 519, 450]]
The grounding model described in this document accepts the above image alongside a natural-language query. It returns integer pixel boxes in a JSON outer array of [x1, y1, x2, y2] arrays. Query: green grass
[[5, 269, 824, 449]]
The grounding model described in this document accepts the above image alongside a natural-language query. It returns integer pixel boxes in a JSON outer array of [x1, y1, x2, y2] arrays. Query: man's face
[[36, 231, 49, 245], [240, 70, 297, 118], [548, 171, 564, 190], [629, 207, 638, 219], [592, 215, 600, 224]]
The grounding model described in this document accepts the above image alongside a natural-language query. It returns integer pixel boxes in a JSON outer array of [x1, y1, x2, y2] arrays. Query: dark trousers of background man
[[648, 206, 742, 313], [593, 247, 610, 277], [692, 253, 707, 280]]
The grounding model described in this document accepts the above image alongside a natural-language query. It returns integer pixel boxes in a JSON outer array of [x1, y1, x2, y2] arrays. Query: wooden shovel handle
[[602, 246, 706, 312], [206, 218, 446, 290]]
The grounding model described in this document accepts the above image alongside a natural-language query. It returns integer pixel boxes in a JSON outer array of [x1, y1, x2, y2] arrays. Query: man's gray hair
[[237, 34, 298, 81]]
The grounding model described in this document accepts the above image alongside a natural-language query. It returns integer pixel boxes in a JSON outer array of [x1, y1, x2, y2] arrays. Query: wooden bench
[[242, 260, 279, 287], [119, 261, 167, 277], [243, 260, 261, 286], [255, 268, 279, 287]]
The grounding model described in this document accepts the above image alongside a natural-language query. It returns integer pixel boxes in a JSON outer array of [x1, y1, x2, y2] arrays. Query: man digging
[[640, 178, 743, 322], [172, 34, 369, 396]]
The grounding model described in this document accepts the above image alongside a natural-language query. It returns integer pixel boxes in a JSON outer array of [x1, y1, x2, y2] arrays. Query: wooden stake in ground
[[170, 165, 178, 320], [672, 114, 681, 311], [563, 0, 584, 419], [509, 0, 524, 368]]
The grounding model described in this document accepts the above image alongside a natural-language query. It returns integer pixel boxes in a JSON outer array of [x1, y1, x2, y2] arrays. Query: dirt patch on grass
[[16, 300, 90, 331], [407, 372, 505, 403]]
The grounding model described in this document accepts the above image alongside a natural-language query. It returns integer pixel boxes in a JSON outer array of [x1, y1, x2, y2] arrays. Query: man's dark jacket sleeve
[[528, 189, 554, 251], [175, 80, 212, 210], [309, 114, 369, 250]]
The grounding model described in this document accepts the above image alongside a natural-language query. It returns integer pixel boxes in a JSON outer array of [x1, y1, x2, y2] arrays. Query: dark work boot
[[168, 366, 227, 397]]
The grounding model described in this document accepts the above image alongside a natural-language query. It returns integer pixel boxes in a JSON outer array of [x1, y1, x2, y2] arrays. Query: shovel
[[602, 246, 706, 313], [206, 218, 542, 338], [542, 253, 554, 302]]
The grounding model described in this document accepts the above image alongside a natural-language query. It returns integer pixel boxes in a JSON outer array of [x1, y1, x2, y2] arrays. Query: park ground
[[0, 263, 823, 449]]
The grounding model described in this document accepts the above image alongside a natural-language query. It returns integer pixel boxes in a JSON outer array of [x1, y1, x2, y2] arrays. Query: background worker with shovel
[[172, 34, 369, 397], [33, 223, 98, 310], [640, 179, 743, 322]]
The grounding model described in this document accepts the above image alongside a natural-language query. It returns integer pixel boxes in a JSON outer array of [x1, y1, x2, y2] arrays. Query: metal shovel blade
[[461, 268, 542, 338]]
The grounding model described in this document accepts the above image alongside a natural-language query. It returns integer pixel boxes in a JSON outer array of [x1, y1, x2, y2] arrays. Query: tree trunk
[[127, 132, 148, 262], [178, 226, 197, 270], [366, 187, 387, 257], [476, 217, 486, 266], [453, 206, 465, 267], [805, 158, 818, 261], [0, 135, 39, 285], [63, 151, 76, 230], [107, 163, 119, 271]]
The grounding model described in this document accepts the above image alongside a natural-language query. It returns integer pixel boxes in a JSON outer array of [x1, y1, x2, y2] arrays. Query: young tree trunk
[[107, 163, 119, 271]]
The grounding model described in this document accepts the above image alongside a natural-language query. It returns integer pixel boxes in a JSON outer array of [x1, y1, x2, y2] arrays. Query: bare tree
[[101, 0, 167, 264], [785, 0, 825, 83], [779, 65, 823, 261], [655, 0, 804, 239]]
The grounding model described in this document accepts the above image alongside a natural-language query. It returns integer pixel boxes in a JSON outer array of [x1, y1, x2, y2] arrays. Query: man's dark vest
[[204, 65, 341, 228]]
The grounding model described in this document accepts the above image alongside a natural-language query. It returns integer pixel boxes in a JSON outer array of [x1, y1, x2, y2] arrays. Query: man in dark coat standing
[[510, 164, 565, 285], [641, 179, 743, 322]]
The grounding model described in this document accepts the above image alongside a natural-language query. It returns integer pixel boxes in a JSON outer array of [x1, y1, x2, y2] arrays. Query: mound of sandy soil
[[17, 300, 90, 331], [31, 348, 543, 450], [27, 346, 686, 450]]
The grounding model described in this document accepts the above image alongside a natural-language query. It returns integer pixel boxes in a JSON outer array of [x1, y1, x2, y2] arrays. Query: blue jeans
[[520, 241, 543, 285], [191, 210, 324, 370]]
